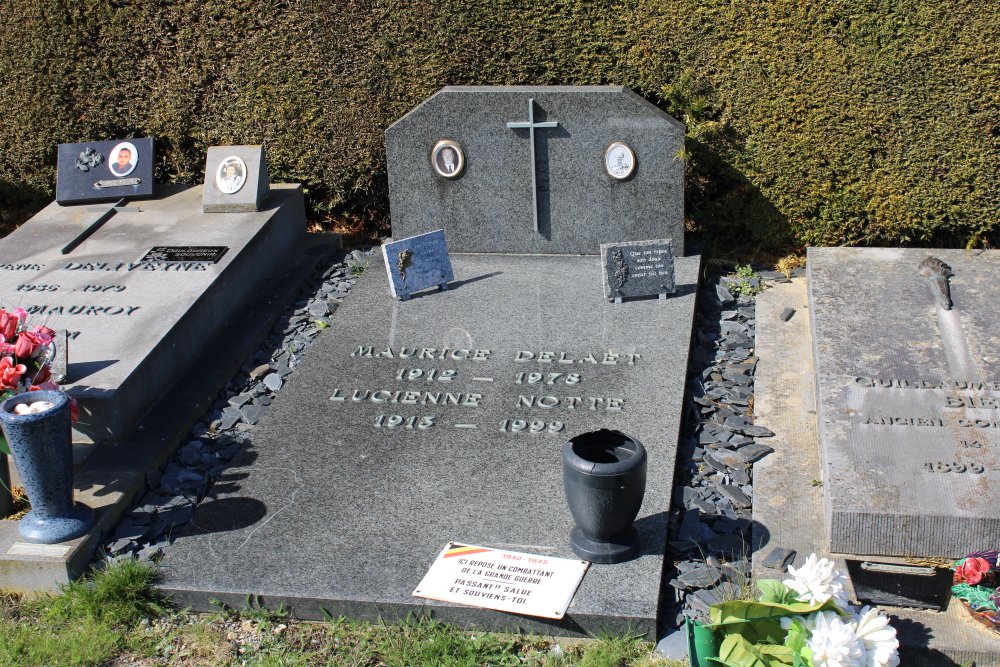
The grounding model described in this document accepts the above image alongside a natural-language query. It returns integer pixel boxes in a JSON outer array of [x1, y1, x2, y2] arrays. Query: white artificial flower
[[854, 606, 900, 667], [807, 611, 865, 667], [783, 553, 851, 608]]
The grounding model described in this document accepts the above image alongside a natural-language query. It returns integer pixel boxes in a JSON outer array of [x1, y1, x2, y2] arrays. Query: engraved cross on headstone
[[506, 98, 559, 233]]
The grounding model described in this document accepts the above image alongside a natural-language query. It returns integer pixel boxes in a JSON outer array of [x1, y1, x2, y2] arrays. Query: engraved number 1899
[[923, 461, 985, 474]]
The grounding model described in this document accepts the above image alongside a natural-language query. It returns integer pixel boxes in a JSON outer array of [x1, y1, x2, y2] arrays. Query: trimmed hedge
[[0, 1, 995, 251]]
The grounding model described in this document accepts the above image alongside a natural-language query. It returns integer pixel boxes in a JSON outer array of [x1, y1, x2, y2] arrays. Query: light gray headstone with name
[[0, 184, 304, 442], [386, 86, 685, 255], [203, 145, 270, 213], [809, 247, 1000, 557]]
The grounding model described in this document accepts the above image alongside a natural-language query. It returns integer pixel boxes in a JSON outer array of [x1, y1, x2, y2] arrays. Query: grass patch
[[0, 559, 163, 667], [0, 562, 684, 666]]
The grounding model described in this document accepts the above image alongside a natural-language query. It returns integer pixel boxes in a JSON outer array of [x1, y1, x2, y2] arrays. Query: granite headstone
[[600, 239, 675, 302], [56, 138, 155, 205], [809, 248, 1000, 557], [386, 86, 685, 255], [0, 184, 305, 442], [202, 146, 270, 213], [381, 229, 454, 300]]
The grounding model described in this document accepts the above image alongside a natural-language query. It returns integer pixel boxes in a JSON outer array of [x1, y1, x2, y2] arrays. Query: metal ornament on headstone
[[61, 199, 144, 255], [506, 98, 560, 233]]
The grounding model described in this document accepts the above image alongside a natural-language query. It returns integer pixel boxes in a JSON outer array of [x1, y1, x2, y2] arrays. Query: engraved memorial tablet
[[600, 239, 675, 302], [56, 138, 155, 204], [809, 248, 1000, 557]]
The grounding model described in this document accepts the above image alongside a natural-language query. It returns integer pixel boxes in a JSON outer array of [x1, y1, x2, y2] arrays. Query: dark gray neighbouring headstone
[[56, 138, 155, 205], [381, 229, 454, 300], [809, 247, 1000, 557], [202, 145, 270, 213], [386, 86, 685, 255], [158, 252, 700, 637], [600, 239, 675, 302], [0, 184, 305, 442]]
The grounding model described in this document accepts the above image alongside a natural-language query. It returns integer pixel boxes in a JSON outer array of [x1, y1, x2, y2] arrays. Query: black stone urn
[[562, 429, 647, 564]]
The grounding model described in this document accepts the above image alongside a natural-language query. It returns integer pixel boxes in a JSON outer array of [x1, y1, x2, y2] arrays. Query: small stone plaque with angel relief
[[600, 239, 675, 303]]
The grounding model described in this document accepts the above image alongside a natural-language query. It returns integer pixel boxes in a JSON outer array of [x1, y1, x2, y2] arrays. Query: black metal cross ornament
[[506, 98, 559, 233]]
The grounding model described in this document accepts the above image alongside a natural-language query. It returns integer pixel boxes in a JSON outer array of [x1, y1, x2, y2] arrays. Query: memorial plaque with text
[[600, 239, 675, 301], [159, 253, 700, 636], [809, 248, 1000, 557], [0, 184, 304, 442]]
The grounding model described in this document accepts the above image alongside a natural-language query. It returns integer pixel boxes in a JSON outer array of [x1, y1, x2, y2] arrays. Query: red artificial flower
[[0, 356, 27, 391], [29, 363, 51, 385], [13, 330, 41, 358], [956, 557, 992, 585]]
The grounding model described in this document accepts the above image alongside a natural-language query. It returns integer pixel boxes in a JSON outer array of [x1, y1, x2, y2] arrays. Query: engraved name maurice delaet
[[918, 255, 953, 310]]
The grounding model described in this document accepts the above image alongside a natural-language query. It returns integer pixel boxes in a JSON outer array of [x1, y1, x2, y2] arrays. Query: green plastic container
[[685, 618, 721, 666]]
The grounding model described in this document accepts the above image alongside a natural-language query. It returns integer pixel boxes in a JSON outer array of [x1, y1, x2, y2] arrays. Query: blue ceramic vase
[[0, 390, 93, 543]]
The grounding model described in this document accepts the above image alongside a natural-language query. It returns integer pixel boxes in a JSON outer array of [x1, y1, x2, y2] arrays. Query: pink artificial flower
[[0, 356, 27, 391], [956, 557, 992, 585], [0, 310, 16, 340]]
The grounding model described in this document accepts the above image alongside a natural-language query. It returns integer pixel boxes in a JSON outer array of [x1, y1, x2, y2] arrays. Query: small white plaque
[[7, 542, 72, 558], [413, 542, 588, 619]]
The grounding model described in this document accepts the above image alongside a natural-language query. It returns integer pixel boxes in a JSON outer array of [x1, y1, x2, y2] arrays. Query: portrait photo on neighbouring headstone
[[108, 141, 138, 177], [216, 156, 247, 194], [432, 139, 464, 178]]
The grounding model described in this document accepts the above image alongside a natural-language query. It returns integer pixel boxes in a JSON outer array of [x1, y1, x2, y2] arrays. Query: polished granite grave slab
[[809, 248, 1000, 557], [158, 253, 700, 637], [0, 184, 305, 442]]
